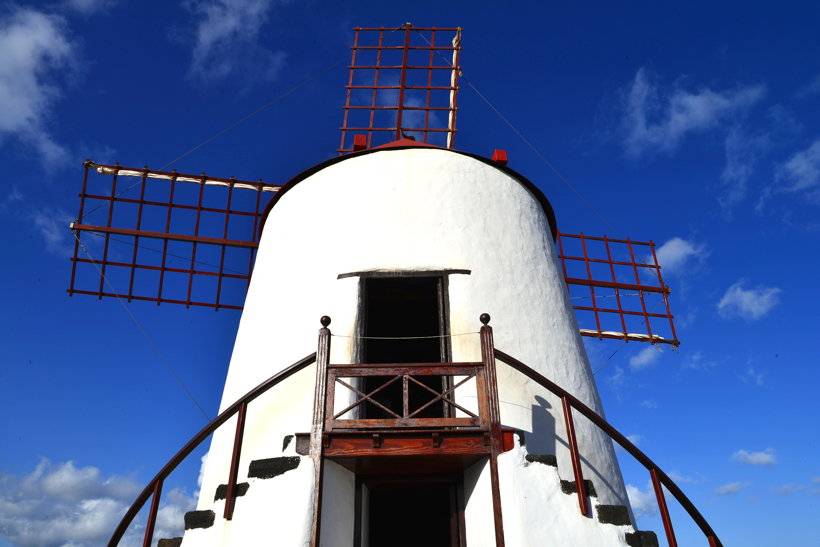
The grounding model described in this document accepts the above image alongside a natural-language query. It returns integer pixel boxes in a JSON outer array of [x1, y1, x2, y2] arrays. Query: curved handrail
[[494, 349, 721, 547], [109, 352, 317, 547]]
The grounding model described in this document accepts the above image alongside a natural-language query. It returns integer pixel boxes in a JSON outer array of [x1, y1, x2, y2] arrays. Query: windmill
[[69, 24, 717, 547]]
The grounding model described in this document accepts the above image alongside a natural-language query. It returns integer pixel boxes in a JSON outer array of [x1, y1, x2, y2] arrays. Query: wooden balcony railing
[[325, 362, 486, 429], [108, 314, 721, 547]]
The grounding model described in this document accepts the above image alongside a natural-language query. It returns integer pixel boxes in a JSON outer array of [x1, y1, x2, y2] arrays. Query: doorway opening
[[356, 475, 464, 547], [360, 275, 450, 419]]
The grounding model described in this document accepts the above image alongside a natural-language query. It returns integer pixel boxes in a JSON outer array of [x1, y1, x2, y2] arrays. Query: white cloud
[[639, 399, 657, 409], [720, 126, 770, 209], [773, 484, 805, 495], [796, 74, 820, 98], [32, 207, 73, 255], [7, 187, 23, 202], [667, 471, 696, 484], [607, 366, 626, 388], [626, 481, 658, 517], [742, 367, 764, 387], [185, 0, 286, 83], [620, 68, 765, 159], [62, 0, 117, 14], [715, 481, 751, 495], [0, 459, 195, 547], [0, 6, 76, 168], [654, 237, 707, 276], [718, 280, 781, 321], [775, 140, 820, 196], [629, 345, 662, 371], [812, 477, 820, 484], [731, 448, 777, 466], [681, 350, 719, 371]]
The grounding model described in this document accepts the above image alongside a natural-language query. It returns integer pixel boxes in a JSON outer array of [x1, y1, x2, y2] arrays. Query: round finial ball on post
[[320, 315, 331, 327], [480, 313, 491, 325]]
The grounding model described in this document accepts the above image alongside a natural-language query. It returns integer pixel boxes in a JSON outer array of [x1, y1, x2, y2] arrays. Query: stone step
[[248, 456, 301, 479], [596, 504, 631, 526], [626, 530, 660, 547], [560, 479, 598, 497], [214, 481, 250, 501], [184, 510, 215, 530]]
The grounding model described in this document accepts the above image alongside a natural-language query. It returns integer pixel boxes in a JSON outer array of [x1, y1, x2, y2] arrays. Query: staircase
[[156, 436, 660, 546], [108, 319, 721, 547]]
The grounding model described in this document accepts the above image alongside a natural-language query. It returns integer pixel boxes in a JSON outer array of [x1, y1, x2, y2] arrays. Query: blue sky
[[1, 1, 819, 545]]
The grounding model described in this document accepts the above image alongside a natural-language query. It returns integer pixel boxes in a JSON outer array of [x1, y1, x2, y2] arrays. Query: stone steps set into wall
[[159, 437, 659, 546]]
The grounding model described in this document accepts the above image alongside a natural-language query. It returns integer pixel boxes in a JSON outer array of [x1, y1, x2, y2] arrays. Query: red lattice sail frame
[[68, 163, 678, 345], [338, 24, 462, 154], [556, 232, 679, 346], [68, 161, 280, 310]]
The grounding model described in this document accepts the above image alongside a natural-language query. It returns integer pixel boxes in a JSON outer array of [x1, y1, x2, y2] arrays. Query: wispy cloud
[[771, 139, 820, 203], [0, 459, 195, 547], [640, 399, 657, 409], [717, 280, 782, 321], [629, 345, 662, 371], [619, 68, 765, 159], [796, 74, 820, 98], [185, 0, 286, 84], [667, 470, 696, 484], [731, 448, 777, 466], [32, 207, 74, 255], [0, 6, 76, 168], [62, 0, 117, 15], [654, 237, 707, 276], [719, 125, 770, 210], [682, 350, 719, 371], [742, 367, 764, 387], [773, 484, 805, 495], [626, 481, 658, 517], [715, 481, 751, 495]]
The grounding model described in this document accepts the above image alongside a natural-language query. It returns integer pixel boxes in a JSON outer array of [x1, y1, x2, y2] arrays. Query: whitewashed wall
[[191, 147, 632, 545]]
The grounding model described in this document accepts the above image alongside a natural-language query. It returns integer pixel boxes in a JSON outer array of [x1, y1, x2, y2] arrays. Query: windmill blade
[[556, 231, 680, 346], [338, 25, 463, 154], [68, 161, 279, 310]]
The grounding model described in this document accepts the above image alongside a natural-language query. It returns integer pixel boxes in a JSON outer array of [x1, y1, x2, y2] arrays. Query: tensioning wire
[[332, 332, 479, 340], [72, 231, 212, 422], [82, 230, 249, 276], [79, 56, 346, 224], [410, 28, 616, 233]]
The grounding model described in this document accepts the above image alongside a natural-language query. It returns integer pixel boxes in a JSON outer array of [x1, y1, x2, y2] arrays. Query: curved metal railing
[[494, 348, 721, 547], [108, 352, 317, 547], [109, 319, 722, 547]]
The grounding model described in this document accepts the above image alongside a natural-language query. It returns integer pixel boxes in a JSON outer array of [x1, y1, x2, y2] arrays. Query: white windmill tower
[[70, 24, 720, 547]]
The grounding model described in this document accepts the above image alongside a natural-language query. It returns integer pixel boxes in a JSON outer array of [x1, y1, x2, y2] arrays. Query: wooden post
[[479, 313, 505, 547], [309, 316, 331, 547]]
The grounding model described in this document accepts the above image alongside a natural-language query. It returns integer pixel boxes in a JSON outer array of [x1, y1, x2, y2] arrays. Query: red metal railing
[[109, 318, 718, 547], [493, 347, 721, 546], [108, 352, 316, 547]]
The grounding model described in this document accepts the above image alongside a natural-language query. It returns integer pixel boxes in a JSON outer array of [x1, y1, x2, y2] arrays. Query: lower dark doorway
[[357, 475, 464, 547]]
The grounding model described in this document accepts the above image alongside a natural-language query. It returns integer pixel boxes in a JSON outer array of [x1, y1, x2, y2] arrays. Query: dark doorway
[[361, 276, 449, 419], [358, 476, 463, 547]]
